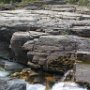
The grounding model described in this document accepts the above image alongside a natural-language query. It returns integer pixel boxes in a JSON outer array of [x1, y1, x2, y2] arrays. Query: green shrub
[[66, 0, 79, 4], [78, 0, 89, 6], [66, 0, 89, 6]]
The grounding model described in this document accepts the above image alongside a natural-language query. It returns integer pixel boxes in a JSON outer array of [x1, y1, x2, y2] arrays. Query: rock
[[10, 31, 48, 64], [0, 42, 10, 58], [11, 31, 90, 72], [0, 4, 90, 76], [10, 32, 30, 64], [76, 63, 90, 83], [70, 26, 90, 37], [77, 81, 90, 90], [0, 60, 25, 71], [0, 78, 26, 90], [26, 35, 77, 73], [10, 32, 90, 73], [77, 51, 90, 62], [11, 68, 39, 82], [44, 5, 76, 12]]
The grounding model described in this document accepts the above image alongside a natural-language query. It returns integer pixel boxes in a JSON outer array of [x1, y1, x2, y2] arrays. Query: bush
[[66, 0, 79, 4], [0, 0, 21, 3], [66, 0, 89, 6], [0, 0, 39, 3], [78, 0, 89, 6]]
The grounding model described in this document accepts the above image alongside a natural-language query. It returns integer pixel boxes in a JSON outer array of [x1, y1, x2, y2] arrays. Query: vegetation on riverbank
[[66, 0, 90, 6], [0, 0, 39, 3], [0, 0, 90, 8], [0, 0, 40, 10]]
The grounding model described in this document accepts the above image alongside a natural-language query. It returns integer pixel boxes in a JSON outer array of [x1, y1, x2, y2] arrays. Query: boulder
[[10, 32, 30, 64], [10, 32, 90, 73], [0, 78, 26, 90], [10, 31, 48, 64], [0, 60, 25, 71]]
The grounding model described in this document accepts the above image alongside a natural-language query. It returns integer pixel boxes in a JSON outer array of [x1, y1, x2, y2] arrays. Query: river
[[0, 66, 88, 90]]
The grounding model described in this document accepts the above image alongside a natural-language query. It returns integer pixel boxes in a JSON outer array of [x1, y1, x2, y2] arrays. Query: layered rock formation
[[0, 4, 90, 73]]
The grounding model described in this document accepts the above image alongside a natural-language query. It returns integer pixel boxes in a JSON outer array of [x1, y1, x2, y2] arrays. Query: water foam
[[26, 82, 87, 90]]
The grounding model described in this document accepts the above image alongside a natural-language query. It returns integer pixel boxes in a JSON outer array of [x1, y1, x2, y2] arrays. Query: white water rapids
[[26, 82, 87, 90], [0, 70, 10, 77], [0, 69, 87, 90]]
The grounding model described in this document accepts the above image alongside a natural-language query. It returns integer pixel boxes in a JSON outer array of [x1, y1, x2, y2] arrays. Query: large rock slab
[[0, 5, 90, 74], [0, 9, 90, 39], [10, 31, 90, 73], [10, 34, 77, 73], [76, 63, 90, 83]]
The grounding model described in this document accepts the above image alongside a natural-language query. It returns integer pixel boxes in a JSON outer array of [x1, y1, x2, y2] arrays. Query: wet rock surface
[[0, 78, 26, 90], [0, 60, 25, 71]]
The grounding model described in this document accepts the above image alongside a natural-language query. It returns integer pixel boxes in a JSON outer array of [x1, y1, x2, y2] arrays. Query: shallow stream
[[0, 66, 88, 90]]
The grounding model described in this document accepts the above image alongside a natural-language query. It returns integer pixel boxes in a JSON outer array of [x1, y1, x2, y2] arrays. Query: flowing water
[[0, 65, 88, 90], [0, 71, 10, 77], [26, 82, 87, 90], [0, 69, 87, 90], [0, 67, 10, 77]]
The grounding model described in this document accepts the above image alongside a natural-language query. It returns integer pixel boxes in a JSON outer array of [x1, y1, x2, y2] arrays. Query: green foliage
[[66, 0, 79, 4], [0, 0, 19, 3], [0, 0, 39, 3], [66, 0, 89, 6], [78, 0, 89, 6]]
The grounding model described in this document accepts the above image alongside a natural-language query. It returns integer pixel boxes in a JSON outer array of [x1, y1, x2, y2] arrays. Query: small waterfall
[[26, 83, 45, 90], [0, 67, 10, 77], [0, 67, 88, 90], [52, 82, 87, 90], [26, 82, 87, 90], [0, 71, 10, 77]]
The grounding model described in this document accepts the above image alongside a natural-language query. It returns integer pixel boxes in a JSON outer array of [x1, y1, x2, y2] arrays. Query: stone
[[0, 4, 90, 75], [76, 63, 90, 83], [10, 29, 90, 73], [70, 26, 90, 37], [0, 42, 10, 58], [10, 32, 30, 64], [77, 51, 90, 62], [0, 78, 26, 90], [0, 60, 25, 71]]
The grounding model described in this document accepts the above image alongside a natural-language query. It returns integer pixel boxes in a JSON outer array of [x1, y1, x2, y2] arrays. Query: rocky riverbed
[[0, 0, 90, 89], [0, 63, 89, 90]]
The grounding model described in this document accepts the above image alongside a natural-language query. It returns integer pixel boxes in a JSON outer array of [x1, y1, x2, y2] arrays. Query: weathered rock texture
[[0, 4, 90, 73]]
